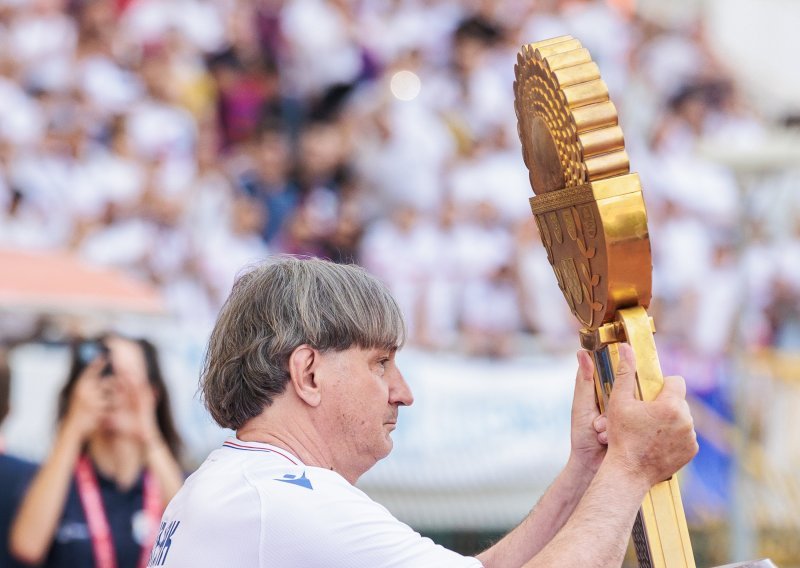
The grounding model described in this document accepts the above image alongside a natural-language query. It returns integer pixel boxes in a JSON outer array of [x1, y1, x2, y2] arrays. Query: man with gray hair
[[148, 256, 698, 567]]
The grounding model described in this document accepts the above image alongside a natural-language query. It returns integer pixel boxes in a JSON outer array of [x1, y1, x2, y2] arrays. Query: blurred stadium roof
[[0, 248, 165, 317]]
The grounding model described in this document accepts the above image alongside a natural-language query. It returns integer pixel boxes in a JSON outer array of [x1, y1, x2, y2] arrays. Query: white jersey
[[148, 438, 483, 568]]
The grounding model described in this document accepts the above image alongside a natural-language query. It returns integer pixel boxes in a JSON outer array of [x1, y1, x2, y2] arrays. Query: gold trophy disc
[[513, 35, 651, 331]]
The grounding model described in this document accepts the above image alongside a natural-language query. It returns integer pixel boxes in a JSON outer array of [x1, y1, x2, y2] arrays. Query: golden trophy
[[513, 35, 776, 568]]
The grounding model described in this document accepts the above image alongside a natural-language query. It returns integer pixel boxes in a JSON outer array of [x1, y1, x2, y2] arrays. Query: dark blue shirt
[[0, 453, 37, 568], [45, 463, 149, 568]]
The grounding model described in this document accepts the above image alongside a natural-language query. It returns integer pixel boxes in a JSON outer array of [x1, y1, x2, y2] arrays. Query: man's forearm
[[521, 460, 650, 567], [476, 456, 597, 568], [475, 344, 698, 567]]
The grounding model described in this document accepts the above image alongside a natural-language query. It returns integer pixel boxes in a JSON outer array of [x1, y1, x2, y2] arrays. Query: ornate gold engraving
[[513, 35, 650, 330]]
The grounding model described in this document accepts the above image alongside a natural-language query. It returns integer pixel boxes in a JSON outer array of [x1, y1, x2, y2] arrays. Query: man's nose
[[389, 369, 414, 407]]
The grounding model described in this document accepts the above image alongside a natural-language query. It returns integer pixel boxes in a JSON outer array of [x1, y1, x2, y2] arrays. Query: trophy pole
[[581, 307, 695, 567]]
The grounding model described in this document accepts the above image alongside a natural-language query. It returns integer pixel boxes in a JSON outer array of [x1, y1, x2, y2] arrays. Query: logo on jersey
[[274, 471, 313, 490], [148, 520, 180, 566]]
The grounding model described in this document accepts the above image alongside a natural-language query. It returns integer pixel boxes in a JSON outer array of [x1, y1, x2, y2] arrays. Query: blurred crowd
[[1, 2, 800, 561], [0, 0, 799, 363]]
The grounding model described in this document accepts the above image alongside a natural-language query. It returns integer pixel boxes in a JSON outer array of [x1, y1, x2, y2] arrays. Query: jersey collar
[[222, 437, 303, 466]]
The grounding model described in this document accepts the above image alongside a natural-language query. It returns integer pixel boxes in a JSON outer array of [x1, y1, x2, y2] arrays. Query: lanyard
[[75, 455, 162, 568]]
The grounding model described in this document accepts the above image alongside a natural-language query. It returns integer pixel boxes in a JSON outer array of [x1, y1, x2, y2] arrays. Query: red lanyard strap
[[75, 455, 162, 568]]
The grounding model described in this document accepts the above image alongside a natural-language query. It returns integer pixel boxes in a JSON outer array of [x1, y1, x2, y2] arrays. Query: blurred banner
[[359, 349, 574, 531]]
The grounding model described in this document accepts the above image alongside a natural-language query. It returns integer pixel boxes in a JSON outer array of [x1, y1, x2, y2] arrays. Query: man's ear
[[288, 345, 321, 407]]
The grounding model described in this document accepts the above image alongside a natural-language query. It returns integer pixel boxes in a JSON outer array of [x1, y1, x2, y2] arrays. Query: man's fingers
[[593, 415, 607, 433], [573, 350, 599, 416], [659, 375, 687, 401], [593, 415, 608, 445], [610, 343, 638, 401]]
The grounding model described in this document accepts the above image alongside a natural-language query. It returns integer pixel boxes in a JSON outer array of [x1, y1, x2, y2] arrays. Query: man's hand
[[605, 344, 698, 488], [568, 350, 607, 476], [477, 345, 696, 568]]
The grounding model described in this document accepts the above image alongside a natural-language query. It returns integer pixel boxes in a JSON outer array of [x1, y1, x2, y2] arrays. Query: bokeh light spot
[[390, 70, 421, 101]]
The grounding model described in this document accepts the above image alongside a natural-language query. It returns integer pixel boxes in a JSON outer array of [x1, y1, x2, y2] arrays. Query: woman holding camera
[[9, 335, 184, 568]]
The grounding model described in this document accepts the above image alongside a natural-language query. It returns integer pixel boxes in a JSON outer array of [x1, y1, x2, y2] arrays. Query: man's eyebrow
[[371, 347, 396, 359]]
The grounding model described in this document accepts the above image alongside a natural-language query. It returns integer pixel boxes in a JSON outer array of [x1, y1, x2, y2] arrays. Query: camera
[[77, 340, 114, 377]]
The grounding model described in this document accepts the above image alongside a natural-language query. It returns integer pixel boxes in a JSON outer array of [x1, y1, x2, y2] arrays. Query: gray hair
[[201, 256, 406, 430]]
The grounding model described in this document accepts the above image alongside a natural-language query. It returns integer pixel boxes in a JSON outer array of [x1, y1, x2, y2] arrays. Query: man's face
[[317, 346, 414, 478]]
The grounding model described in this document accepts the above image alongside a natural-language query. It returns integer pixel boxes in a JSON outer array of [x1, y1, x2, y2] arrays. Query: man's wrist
[[564, 453, 601, 486], [599, 454, 653, 498]]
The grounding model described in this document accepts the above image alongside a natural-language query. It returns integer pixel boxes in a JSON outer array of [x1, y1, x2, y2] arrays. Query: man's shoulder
[[204, 444, 381, 521], [170, 441, 326, 512], [245, 462, 356, 503]]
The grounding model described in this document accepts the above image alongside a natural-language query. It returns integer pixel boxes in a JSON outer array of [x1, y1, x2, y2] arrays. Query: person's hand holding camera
[[62, 357, 112, 442], [116, 366, 161, 448]]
